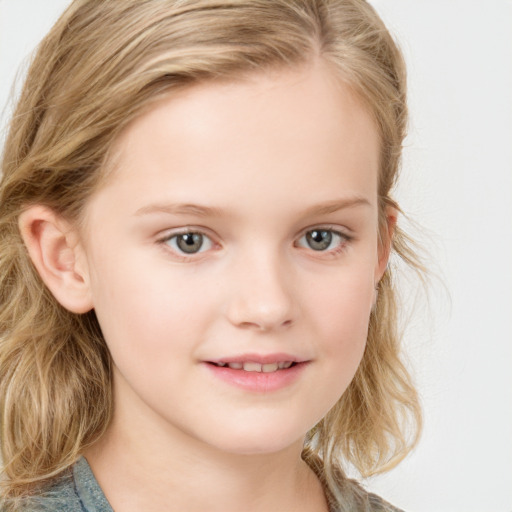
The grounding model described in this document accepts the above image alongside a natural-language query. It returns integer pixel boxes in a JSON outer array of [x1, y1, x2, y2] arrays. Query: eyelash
[[295, 227, 352, 256], [158, 229, 215, 261], [157, 226, 352, 260]]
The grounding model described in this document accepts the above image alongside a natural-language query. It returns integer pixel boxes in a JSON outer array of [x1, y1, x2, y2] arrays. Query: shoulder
[[302, 449, 405, 512], [329, 475, 405, 512], [12, 468, 84, 512], [362, 488, 405, 512], [12, 457, 111, 512], [38, 475, 84, 512]]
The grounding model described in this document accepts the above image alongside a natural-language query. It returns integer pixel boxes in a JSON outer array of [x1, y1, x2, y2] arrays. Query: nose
[[225, 250, 296, 332]]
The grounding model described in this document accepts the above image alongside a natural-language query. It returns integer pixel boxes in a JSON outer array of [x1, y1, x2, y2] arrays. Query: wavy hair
[[0, 0, 423, 507]]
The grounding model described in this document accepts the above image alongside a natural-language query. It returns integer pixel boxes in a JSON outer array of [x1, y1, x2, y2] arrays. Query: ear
[[374, 205, 398, 284], [18, 205, 93, 314]]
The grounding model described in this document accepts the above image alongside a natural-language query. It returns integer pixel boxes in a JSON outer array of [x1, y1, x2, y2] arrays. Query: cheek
[[308, 267, 374, 381], [86, 246, 218, 368], [311, 267, 374, 337]]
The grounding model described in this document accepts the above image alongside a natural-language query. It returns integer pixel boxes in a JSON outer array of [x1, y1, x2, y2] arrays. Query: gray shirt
[[19, 456, 402, 512], [21, 457, 113, 512]]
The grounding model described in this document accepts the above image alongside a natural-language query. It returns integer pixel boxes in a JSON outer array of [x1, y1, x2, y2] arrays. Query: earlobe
[[18, 206, 93, 314]]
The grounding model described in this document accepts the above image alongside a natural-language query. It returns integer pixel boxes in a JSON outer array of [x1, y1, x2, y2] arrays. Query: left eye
[[297, 229, 345, 251], [165, 232, 213, 254]]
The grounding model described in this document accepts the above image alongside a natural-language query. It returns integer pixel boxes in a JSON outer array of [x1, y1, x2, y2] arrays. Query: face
[[78, 61, 386, 455]]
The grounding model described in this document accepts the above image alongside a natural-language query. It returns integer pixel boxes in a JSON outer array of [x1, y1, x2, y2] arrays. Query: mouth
[[207, 361, 297, 373], [203, 353, 309, 392]]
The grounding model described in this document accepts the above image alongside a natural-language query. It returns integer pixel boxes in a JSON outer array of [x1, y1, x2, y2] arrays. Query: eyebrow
[[135, 203, 224, 217], [301, 196, 372, 216], [134, 196, 372, 218]]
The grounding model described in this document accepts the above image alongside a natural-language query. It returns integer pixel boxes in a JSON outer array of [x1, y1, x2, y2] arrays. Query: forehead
[[87, 61, 380, 224]]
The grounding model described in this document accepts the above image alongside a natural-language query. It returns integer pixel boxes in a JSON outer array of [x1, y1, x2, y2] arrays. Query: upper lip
[[206, 353, 308, 364]]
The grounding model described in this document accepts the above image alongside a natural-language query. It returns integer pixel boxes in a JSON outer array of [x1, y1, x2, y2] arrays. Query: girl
[[0, 1, 424, 511]]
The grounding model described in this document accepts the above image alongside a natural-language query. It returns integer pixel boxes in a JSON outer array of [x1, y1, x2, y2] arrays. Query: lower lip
[[203, 362, 309, 392]]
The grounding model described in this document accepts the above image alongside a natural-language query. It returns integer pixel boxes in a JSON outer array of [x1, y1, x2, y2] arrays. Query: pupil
[[307, 230, 332, 251], [177, 233, 203, 253]]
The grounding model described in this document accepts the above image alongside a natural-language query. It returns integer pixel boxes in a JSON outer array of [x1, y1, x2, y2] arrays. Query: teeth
[[216, 361, 294, 372], [243, 362, 262, 372], [262, 363, 278, 373]]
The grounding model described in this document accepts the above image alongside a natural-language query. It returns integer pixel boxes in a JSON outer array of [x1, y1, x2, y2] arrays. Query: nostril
[[239, 318, 293, 332]]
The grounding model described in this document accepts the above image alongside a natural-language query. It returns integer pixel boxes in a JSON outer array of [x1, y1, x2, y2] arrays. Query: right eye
[[164, 232, 213, 255]]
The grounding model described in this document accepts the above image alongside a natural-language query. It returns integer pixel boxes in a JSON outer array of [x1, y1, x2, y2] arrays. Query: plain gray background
[[1, 1, 511, 511]]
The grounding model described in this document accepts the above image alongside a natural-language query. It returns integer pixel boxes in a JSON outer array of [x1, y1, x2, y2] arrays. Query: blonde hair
[[0, 0, 423, 507]]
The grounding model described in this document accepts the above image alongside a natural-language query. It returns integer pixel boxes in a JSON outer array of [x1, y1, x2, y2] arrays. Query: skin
[[20, 59, 393, 511]]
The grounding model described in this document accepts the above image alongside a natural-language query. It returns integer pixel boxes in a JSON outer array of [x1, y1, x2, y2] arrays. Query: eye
[[297, 228, 347, 252], [164, 232, 213, 255]]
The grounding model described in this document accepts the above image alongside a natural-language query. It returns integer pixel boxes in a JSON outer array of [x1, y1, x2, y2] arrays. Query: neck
[[84, 385, 328, 512]]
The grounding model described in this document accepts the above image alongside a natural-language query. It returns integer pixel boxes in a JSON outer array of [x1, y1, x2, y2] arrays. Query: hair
[[0, 0, 423, 508]]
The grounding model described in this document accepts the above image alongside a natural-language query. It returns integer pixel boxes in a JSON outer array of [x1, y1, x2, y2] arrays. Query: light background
[[1, 1, 511, 511]]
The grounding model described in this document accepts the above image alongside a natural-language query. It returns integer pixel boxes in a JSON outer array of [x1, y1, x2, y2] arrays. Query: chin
[[203, 424, 306, 457]]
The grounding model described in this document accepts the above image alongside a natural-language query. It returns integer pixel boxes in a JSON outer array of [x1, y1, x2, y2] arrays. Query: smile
[[210, 361, 295, 372], [204, 355, 308, 392]]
